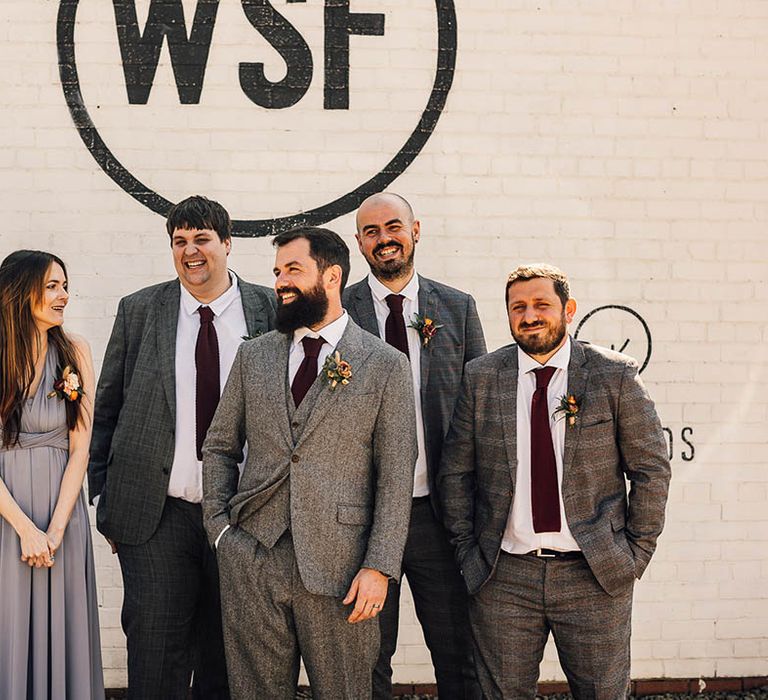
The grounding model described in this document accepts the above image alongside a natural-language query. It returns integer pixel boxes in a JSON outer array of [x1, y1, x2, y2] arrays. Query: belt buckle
[[534, 548, 556, 559]]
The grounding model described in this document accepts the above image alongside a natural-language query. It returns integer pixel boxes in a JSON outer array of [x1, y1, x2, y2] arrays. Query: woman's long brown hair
[[0, 250, 83, 447]]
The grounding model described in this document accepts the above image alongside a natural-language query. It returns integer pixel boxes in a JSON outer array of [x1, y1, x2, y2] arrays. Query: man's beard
[[275, 280, 329, 334], [366, 238, 415, 282], [511, 314, 568, 356]]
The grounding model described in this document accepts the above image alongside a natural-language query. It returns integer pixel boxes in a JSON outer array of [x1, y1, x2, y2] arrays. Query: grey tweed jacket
[[343, 275, 486, 516], [438, 338, 671, 597], [88, 276, 276, 545], [202, 319, 418, 596]]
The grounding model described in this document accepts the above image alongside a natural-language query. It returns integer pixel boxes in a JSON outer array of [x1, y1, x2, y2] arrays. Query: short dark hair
[[272, 226, 350, 292], [505, 263, 570, 307], [166, 195, 231, 242]]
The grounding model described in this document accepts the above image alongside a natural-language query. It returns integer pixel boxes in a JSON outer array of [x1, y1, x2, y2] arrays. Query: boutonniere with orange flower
[[553, 394, 580, 427], [322, 351, 352, 389], [47, 366, 83, 403], [409, 314, 443, 347]]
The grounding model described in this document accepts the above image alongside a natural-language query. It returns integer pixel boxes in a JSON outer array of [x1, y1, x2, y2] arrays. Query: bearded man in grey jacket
[[439, 264, 671, 699], [202, 226, 417, 700]]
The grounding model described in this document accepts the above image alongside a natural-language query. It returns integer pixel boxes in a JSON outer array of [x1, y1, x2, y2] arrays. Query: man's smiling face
[[355, 195, 419, 282], [507, 277, 576, 360], [273, 237, 330, 334], [171, 227, 231, 300]]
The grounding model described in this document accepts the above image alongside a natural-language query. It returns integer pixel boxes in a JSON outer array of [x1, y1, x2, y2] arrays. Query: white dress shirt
[[367, 272, 429, 497], [288, 310, 349, 384], [169, 273, 248, 503], [501, 336, 581, 553]]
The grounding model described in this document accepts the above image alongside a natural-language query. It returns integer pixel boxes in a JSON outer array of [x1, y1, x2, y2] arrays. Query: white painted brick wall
[[1, 0, 766, 686]]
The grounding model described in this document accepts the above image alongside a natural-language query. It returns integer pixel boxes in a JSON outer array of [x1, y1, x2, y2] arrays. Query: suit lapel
[[417, 275, 434, 399], [264, 333, 294, 449], [295, 322, 372, 449], [349, 282, 380, 337], [239, 278, 269, 336], [156, 281, 181, 423], [562, 339, 589, 478], [498, 347, 519, 487]]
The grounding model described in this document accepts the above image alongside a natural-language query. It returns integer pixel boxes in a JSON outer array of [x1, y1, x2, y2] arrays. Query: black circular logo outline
[[56, 0, 457, 237], [573, 304, 652, 373]]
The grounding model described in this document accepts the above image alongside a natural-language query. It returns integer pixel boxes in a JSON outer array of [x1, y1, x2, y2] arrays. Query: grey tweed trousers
[[469, 551, 633, 700], [217, 528, 379, 700]]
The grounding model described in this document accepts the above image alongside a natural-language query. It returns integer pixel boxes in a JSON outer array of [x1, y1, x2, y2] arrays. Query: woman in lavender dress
[[0, 250, 104, 699]]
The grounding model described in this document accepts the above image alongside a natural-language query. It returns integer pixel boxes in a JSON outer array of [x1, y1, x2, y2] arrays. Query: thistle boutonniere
[[322, 351, 352, 389], [553, 394, 580, 427], [409, 314, 443, 347], [241, 330, 263, 341], [47, 366, 83, 403]]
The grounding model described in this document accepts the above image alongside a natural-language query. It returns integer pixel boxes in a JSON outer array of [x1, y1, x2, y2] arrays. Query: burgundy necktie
[[291, 336, 326, 407], [195, 306, 220, 461], [531, 366, 561, 533], [384, 294, 410, 359]]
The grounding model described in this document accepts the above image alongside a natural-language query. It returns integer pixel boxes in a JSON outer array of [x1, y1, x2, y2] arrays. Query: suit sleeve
[[464, 295, 487, 363], [361, 354, 418, 580], [202, 345, 247, 547], [617, 360, 671, 578], [87, 297, 128, 505], [437, 369, 480, 569]]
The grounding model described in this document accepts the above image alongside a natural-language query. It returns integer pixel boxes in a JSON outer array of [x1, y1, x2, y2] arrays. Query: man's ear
[[411, 220, 420, 243], [325, 264, 342, 290], [565, 298, 577, 323]]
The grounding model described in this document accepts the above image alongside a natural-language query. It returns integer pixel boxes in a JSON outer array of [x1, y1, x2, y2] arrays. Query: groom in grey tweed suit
[[203, 226, 417, 700], [344, 193, 485, 699], [439, 264, 671, 699]]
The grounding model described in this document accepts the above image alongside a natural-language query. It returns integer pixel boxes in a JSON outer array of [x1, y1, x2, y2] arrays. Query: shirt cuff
[[214, 524, 231, 549]]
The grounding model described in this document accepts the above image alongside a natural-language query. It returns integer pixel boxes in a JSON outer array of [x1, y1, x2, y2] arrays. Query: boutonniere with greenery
[[241, 330, 263, 341], [553, 394, 580, 427], [322, 351, 352, 389], [47, 366, 83, 403], [409, 314, 443, 347]]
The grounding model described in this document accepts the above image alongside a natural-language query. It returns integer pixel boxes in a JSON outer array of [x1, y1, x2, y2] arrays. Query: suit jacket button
[[292, 421, 299, 428], [162, 467, 169, 475], [291, 455, 300, 463]]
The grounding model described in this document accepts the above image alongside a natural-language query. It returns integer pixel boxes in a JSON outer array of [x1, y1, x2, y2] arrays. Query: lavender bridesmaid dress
[[0, 345, 104, 699]]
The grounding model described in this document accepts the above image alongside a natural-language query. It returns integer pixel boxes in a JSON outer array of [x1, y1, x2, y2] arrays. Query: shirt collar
[[292, 310, 349, 350], [518, 335, 571, 376], [180, 272, 239, 317], [367, 270, 419, 303]]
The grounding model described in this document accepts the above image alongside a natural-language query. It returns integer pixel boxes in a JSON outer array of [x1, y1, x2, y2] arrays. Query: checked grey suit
[[202, 319, 417, 699], [88, 276, 276, 700], [438, 338, 671, 698], [344, 275, 486, 699]]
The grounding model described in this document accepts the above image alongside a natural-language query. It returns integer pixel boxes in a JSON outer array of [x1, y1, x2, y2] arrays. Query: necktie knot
[[533, 365, 557, 390], [385, 294, 405, 314], [198, 306, 214, 324], [301, 336, 325, 360]]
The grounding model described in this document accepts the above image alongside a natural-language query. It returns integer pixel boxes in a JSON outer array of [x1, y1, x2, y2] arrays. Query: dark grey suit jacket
[[202, 320, 418, 596], [88, 276, 276, 545], [343, 275, 486, 516], [438, 339, 671, 597]]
